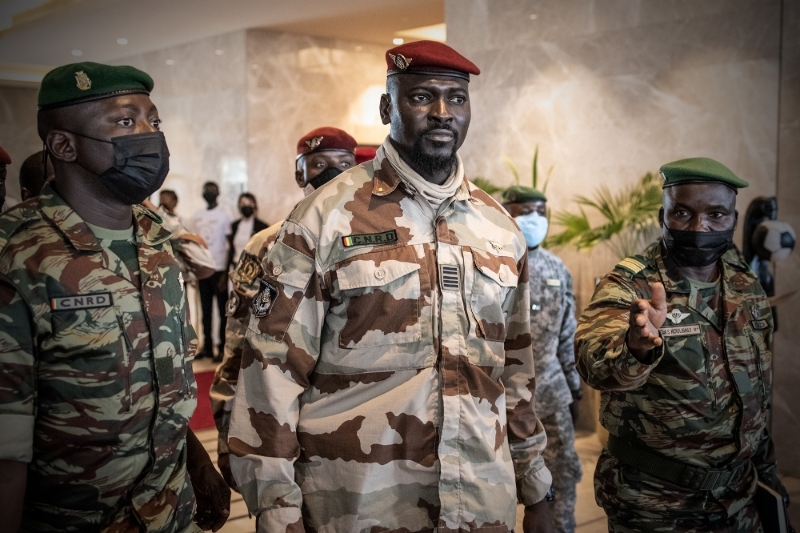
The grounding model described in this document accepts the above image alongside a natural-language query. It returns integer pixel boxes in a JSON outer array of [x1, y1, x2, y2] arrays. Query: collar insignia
[[667, 309, 690, 324], [389, 53, 412, 70], [178, 271, 185, 292], [305, 136, 323, 150], [75, 70, 92, 91]]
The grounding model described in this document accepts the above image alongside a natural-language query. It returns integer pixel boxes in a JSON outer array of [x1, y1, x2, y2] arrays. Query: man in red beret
[[228, 40, 555, 533], [210, 126, 356, 490], [0, 146, 11, 211]]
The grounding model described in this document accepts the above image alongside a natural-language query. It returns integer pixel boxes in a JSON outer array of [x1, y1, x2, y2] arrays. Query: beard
[[409, 126, 459, 177]]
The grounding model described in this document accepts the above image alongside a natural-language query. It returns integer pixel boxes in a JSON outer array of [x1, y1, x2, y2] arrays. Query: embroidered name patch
[[252, 280, 278, 318], [342, 230, 398, 248], [51, 292, 113, 311], [751, 319, 769, 330], [546, 279, 561, 287], [660, 324, 701, 337]]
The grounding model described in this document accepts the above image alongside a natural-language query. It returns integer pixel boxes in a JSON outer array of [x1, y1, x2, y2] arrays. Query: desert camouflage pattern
[[211, 223, 279, 457], [576, 241, 779, 524], [228, 146, 551, 532], [0, 183, 199, 533]]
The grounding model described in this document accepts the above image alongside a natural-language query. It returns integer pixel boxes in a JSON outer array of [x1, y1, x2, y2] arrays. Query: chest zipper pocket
[[749, 333, 768, 408], [116, 313, 133, 412], [700, 334, 716, 411]]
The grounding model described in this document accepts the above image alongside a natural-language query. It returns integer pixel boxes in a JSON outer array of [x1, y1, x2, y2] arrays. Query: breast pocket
[[467, 249, 519, 342], [335, 246, 423, 349]]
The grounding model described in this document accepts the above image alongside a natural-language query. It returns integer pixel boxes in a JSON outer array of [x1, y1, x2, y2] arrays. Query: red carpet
[[190, 369, 216, 431]]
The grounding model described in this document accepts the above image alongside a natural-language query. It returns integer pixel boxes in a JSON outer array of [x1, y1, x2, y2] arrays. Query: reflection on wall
[[0, 86, 41, 204], [245, 30, 389, 221]]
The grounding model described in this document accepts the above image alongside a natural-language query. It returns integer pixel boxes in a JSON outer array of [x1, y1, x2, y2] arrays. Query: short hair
[[238, 192, 257, 207], [159, 189, 178, 202], [19, 150, 53, 197], [203, 181, 219, 190]]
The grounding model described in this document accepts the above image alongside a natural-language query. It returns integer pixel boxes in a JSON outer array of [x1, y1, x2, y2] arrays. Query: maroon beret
[[296, 127, 357, 160], [0, 146, 10, 165], [354, 146, 377, 165], [386, 40, 480, 81]]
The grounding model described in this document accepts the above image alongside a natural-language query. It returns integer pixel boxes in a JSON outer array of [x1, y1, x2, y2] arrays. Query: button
[[499, 272, 507, 282], [272, 266, 282, 276], [375, 269, 385, 280]]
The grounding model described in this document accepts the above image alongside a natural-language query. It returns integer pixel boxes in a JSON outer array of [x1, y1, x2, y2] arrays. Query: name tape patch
[[51, 292, 113, 311], [660, 324, 701, 337], [546, 278, 561, 287], [342, 230, 398, 248]]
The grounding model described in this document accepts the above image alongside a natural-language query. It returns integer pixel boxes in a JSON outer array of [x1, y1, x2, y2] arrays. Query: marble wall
[[446, 0, 797, 473], [0, 85, 43, 205]]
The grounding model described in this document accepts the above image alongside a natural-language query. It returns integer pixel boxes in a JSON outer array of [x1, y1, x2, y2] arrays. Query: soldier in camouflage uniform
[[0, 62, 229, 533], [211, 127, 357, 490], [228, 40, 555, 533], [504, 185, 583, 533], [576, 157, 792, 532]]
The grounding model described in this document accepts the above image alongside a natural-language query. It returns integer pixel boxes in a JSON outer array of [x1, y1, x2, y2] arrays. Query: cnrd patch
[[342, 230, 397, 248], [51, 292, 113, 311]]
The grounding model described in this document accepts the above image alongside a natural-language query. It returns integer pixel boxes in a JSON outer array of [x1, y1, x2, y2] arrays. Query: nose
[[688, 215, 709, 232], [429, 97, 453, 124]]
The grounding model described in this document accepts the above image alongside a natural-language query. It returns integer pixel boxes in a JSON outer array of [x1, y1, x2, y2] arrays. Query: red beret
[[0, 146, 10, 165], [296, 127, 357, 159], [386, 40, 480, 81], [354, 146, 377, 165]]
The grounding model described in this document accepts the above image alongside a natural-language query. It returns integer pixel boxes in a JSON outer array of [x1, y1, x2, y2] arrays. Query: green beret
[[659, 157, 748, 190], [38, 62, 153, 110], [502, 185, 547, 204]]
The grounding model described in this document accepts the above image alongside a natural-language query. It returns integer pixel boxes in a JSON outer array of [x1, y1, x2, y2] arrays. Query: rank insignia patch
[[389, 53, 412, 70], [253, 280, 278, 318], [342, 230, 398, 248], [237, 253, 261, 285], [305, 136, 323, 150], [75, 70, 92, 91], [667, 309, 690, 324]]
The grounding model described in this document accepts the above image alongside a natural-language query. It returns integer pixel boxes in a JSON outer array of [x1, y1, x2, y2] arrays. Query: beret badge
[[75, 70, 92, 91], [305, 136, 323, 150], [389, 53, 412, 70]]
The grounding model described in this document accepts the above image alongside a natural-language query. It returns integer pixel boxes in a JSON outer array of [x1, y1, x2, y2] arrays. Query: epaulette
[[0, 201, 41, 255], [615, 255, 648, 276], [133, 204, 163, 224]]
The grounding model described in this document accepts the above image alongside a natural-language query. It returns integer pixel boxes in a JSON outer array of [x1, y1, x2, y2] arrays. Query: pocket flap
[[338, 260, 420, 290], [472, 249, 519, 287]]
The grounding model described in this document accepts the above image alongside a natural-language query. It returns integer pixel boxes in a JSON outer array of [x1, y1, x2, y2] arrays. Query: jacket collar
[[371, 156, 475, 203]]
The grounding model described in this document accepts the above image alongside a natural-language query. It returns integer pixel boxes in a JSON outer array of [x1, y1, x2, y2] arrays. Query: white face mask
[[515, 211, 549, 248]]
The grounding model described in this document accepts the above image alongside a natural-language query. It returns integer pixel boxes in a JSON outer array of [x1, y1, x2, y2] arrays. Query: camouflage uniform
[[211, 224, 279, 459], [228, 141, 552, 532], [0, 183, 199, 533], [576, 242, 781, 532], [528, 247, 582, 533]]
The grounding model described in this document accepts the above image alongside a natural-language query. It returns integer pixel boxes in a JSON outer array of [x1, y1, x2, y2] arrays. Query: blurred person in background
[[18, 150, 55, 201], [227, 192, 268, 273]]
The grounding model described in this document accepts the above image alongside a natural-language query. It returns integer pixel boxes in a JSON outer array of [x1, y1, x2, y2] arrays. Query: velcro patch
[[616, 257, 646, 275], [51, 292, 113, 311], [660, 324, 701, 337], [155, 356, 175, 386], [751, 319, 769, 330], [546, 278, 561, 287], [342, 230, 398, 248], [252, 280, 278, 318], [732, 370, 754, 395]]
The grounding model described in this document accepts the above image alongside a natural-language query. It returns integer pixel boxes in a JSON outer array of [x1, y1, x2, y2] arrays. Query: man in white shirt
[[191, 181, 232, 359]]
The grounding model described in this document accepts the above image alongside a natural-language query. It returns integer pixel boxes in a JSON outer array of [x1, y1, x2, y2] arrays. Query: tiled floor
[[198, 425, 800, 532]]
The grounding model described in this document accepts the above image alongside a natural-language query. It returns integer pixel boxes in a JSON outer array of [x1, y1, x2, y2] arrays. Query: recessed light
[[117, 38, 128, 45], [393, 37, 404, 45], [165, 59, 175, 65], [529, 14, 538, 20], [215, 49, 224, 56], [72, 49, 82, 56]]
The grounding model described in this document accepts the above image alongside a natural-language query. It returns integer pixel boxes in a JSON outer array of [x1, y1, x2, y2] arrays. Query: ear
[[46, 131, 77, 163], [295, 168, 305, 188], [733, 210, 739, 231], [658, 207, 665, 228], [379, 93, 392, 126]]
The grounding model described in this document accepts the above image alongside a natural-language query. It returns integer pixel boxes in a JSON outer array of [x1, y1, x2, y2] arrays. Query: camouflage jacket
[[527, 247, 580, 419], [0, 183, 198, 532], [228, 145, 551, 533], [576, 242, 778, 515], [211, 223, 279, 456]]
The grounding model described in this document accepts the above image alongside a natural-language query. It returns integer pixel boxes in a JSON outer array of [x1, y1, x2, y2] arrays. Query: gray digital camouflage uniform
[[0, 183, 199, 533], [576, 242, 783, 533], [228, 141, 552, 532], [527, 246, 582, 533]]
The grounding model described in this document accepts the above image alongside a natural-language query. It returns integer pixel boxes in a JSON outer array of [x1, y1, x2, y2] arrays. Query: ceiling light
[[393, 37, 404, 45], [395, 23, 446, 43], [529, 14, 538, 20], [117, 38, 128, 45], [215, 49, 224, 56], [165, 59, 174, 65], [71, 49, 82, 56]]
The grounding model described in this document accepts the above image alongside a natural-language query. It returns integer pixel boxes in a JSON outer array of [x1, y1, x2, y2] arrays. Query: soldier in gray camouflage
[[228, 40, 555, 532], [576, 157, 792, 532], [504, 185, 583, 533], [210, 126, 357, 490], [0, 62, 229, 533]]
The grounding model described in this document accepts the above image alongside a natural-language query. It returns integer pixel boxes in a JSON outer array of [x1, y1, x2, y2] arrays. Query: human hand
[[180, 233, 209, 248], [569, 400, 580, 426], [190, 462, 231, 531], [217, 452, 239, 493], [626, 281, 667, 360], [523, 499, 556, 533]]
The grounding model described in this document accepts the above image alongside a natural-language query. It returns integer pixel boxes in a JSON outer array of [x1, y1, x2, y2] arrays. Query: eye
[[340, 162, 351, 168], [411, 93, 430, 103], [315, 161, 327, 168], [150, 118, 161, 130], [117, 118, 134, 127], [450, 96, 466, 104]]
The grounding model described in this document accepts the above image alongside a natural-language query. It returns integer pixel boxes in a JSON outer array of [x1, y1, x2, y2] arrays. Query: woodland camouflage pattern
[[228, 147, 551, 532], [0, 183, 199, 533], [576, 242, 780, 530], [211, 224, 279, 457]]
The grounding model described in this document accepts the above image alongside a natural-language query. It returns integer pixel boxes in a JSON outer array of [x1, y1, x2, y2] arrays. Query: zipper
[[701, 334, 716, 411], [750, 333, 767, 408], [117, 313, 133, 412]]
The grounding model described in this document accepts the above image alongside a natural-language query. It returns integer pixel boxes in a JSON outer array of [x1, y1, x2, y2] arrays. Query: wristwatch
[[545, 486, 556, 502]]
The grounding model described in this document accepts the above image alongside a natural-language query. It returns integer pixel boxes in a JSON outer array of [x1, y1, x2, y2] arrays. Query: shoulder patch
[[615, 256, 647, 276], [236, 252, 262, 285]]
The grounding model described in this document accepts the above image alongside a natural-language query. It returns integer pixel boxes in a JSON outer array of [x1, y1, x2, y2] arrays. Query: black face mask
[[308, 166, 343, 190], [663, 227, 734, 267], [239, 205, 254, 218], [203, 191, 218, 205], [71, 131, 170, 205]]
